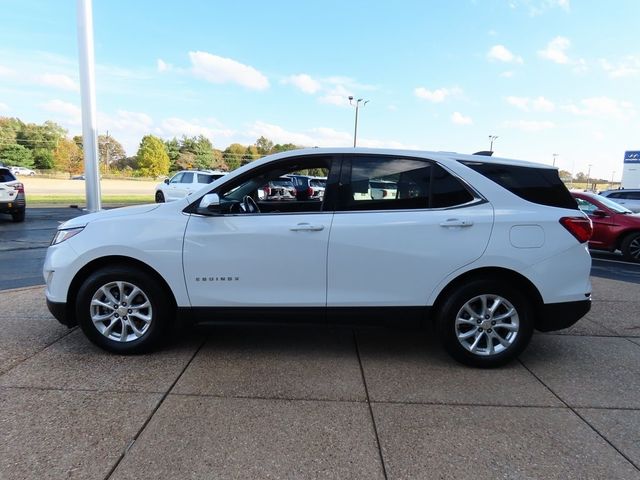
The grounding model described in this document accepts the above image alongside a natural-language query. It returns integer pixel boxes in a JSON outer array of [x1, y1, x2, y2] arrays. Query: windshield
[[596, 194, 633, 213]]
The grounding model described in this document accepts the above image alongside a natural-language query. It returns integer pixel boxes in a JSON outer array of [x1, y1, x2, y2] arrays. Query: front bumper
[[535, 298, 591, 332], [46, 299, 76, 328]]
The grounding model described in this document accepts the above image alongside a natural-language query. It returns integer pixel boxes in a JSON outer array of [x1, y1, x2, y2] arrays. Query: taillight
[[292, 188, 297, 196], [263, 186, 270, 195], [307, 187, 313, 197], [381, 189, 387, 198], [13, 183, 24, 193], [559, 217, 593, 243]]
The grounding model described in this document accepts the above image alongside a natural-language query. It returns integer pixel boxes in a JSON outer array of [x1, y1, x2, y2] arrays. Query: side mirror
[[197, 193, 222, 215], [592, 209, 608, 218], [164, 178, 169, 184]]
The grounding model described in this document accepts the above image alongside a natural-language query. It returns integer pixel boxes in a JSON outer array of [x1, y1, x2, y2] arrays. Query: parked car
[[0, 167, 26, 222], [287, 174, 325, 200], [9, 166, 36, 176], [571, 191, 640, 261], [259, 177, 296, 200], [44, 148, 592, 367], [155, 170, 226, 202], [599, 189, 640, 213]]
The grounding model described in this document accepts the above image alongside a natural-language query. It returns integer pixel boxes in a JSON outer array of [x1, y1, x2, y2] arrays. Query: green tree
[[53, 138, 83, 176], [242, 145, 260, 165], [165, 138, 181, 171], [98, 134, 125, 169], [254, 136, 273, 155], [0, 117, 24, 145], [136, 135, 169, 177], [179, 135, 215, 170], [0, 144, 34, 167], [271, 143, 300, 153], [223, 143, 247, 171], [33, 148, 55, 169]]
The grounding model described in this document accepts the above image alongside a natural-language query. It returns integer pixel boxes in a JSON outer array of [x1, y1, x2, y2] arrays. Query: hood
[[59, 203, 161, 229]]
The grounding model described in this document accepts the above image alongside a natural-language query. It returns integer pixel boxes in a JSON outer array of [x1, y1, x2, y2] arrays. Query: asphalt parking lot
[[0, 277, 639, 479]]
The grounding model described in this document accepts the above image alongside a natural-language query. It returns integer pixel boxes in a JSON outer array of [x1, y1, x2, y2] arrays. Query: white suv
[[44, 148, 592, 367], [155, 170, 226, 202]]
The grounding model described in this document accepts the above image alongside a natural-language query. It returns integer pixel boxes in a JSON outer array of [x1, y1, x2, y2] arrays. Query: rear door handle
[[290, 223, 325, 232], [439, 218, 474, 228]]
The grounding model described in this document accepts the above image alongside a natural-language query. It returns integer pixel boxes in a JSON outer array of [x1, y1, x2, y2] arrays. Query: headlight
[[51, 227, 84, 245]]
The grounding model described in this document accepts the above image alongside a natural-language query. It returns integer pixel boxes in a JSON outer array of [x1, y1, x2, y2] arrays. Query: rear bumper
[[46, 299, 76, 328], [0, 198, 25, 213], [535, 298, 591, 332]]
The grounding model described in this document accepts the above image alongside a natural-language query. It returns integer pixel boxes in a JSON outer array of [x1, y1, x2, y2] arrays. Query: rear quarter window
[[461, 161, 578, 210]]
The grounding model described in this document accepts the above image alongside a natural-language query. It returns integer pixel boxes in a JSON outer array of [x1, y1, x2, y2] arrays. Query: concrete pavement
[[0, 278, 639, 479]]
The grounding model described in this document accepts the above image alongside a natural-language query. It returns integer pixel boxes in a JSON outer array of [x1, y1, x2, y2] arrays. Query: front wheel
[[620, 233, 640, 262], [155, 191, 165, 203], [436, 279, 534, 368], [75, 265, 172, 353]]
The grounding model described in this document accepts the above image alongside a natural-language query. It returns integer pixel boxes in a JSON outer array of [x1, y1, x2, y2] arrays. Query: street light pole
[[553, 153, 559, 167], [349, 96, 369, 147], [488, 135, 498, 152], [586, 164, 592, 191], [77, 0, 101, 212]]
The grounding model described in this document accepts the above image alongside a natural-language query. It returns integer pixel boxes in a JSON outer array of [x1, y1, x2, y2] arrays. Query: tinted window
[[461, 161, 578, 210], [627, 192, 640, 200], [198, 174, 213, 184], [181, 172, 194, 183], [339, 156, 473, 211], [431, 164, 475, 208], [0, 168, 16, 182]]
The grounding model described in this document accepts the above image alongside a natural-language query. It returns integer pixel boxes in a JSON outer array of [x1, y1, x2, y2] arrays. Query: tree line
[[0, 117, 301, 177]]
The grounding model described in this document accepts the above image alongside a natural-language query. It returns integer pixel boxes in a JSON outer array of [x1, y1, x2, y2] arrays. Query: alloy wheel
[[89, 281, 153, 342], [454, 294, 519, 356]]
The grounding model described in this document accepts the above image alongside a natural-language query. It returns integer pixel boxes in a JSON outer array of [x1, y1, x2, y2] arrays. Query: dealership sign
[[625, 151, 640, 163]]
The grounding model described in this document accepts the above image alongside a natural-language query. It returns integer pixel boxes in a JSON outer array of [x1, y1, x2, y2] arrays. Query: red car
[[571, 191, 640, 262]]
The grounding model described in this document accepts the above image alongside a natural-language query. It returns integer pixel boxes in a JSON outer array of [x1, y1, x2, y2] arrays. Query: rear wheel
[[11, 209, 25, 222], [75, 265, 172, 353], [436, 279, 534, 367], [155, 191, 165, 203], [621, 232, 640, 262]]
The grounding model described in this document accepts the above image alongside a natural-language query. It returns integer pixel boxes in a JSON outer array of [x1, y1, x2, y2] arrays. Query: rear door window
[[337, 155, 474, 211], [181, 172, 194, 183]]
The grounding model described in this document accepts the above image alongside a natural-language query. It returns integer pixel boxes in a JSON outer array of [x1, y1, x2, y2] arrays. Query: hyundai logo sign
[[625, 151, 640, 163]]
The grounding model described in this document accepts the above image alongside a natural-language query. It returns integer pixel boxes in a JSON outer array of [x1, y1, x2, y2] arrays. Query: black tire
[[155, 191, 165, 203], [11, 209, 25, 222], [620, 232, 640, 262], [436, 279, 534, 368], [75, 265, 172, 354]]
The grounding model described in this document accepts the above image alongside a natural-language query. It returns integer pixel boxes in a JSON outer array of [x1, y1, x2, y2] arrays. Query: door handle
[[439, 218, 474, 228], [290, 223, 325, 232]]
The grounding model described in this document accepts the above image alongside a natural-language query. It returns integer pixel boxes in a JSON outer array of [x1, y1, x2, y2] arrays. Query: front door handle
[[440, 218, 474, 228], [290, 223, 325, 232]]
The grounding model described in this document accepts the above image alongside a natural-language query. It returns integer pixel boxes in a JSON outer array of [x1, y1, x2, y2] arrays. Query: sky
[[0, 0, 639, 180]]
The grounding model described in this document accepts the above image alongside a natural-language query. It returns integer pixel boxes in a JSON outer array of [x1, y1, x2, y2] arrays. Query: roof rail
[[473, 151, 494, 156]]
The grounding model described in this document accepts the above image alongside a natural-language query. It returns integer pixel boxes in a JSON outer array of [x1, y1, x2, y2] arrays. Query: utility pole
[[488, 135, 498, 152], [552, 153, 558, 167], [77, 0, 101, 211], [105, 130, 110, 171], [586, 164, 592, 192], [349, 96, 369, 147]]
